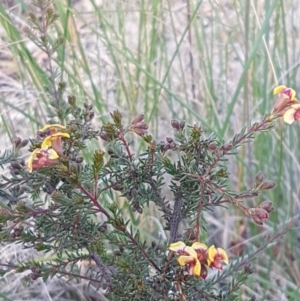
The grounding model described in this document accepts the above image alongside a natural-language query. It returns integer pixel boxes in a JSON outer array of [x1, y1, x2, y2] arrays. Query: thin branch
[[170, 191, 182, 243], [119, 226, 162, 272], [204, 117, 271, 177], [78, 184, 110, 219]]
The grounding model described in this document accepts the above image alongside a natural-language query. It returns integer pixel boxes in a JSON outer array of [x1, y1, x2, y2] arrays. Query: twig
[[170, 191, 182, 243], [147, 177, 171, 217], [80, 184, 161, 272], [204, 117, 271, 177], [78, 184, 110, 218], [195, 183, 204, 240], [118, 132, 133, 161], [90, 252, 115, 287], [119, 226, 162, 272]]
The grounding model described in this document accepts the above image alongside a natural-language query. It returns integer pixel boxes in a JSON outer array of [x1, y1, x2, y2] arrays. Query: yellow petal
[[41, 137, 52, 149], [192, 242, 208, 250], [291, 103, 300, 109], [290, 89, 296, 100], [48, 149, 59, 159], [208, 245, 217, 262], [169, 241, 186, 252], [27, 148, 40, 172], [51, 132, 70, 138], [193, 260, 201, 276], [40, 124, 66, 132], [216, 247, 229, 264], [273, 85, 286, 95], [283, 108, 296, 125], [184, 246, 198, 258], [177, 255, 195, 266], [41, 132, 70, 149]]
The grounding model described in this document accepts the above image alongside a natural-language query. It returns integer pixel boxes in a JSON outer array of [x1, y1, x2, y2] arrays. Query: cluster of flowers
[[27, 124, 69, 172], [273, 85, 300, 124], [169, 241, 228, 279]]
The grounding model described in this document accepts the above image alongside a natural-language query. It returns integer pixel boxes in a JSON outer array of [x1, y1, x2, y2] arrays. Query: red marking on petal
[[294, 109, 300, 121]]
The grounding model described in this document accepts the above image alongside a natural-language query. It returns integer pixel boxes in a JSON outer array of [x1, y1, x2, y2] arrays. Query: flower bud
[[12, 136, 21, 148], [132, 202, 138, 212], [135, 122, 148, 130], [221, 143, 233, 151], [169, 142, 176, 149], [76, 157, 84, 163], [99, 131, 109, 141], [244, 265, 255, 275], [98, 223, 107, 233], [164, 144, 171, 151], [257, 200, 274, 213], [166, 137, 173, 143], [255, 171, 264, 187], [260, 180, 276, 190], [89, 112, 95, 120], [249, 208, 269, 225], [10, 161, 22, 170], [208, 142, 217, 151], [10, 169, 20, 176], [179, 120, 185, 130], [244, 260, 255, 274], [30, 273, 40, 280], [133, 128, 148, 136], [171, 120, 180, 130], [30, 266, 41, 274], [131, 114, 145, 125], [20, 139, 29, 148]]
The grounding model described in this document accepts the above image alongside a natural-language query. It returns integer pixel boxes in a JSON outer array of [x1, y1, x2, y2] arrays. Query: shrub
[[0, 1, 298, 300]]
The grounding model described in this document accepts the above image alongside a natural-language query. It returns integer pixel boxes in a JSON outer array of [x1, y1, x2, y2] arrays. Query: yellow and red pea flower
[[27, 124, 70, 172], [169, 241, 201, 276], [27, 148, 59, 172], [283, 104, 300, 124], [272, 85, 299, 116], [273, 85, 296, 100], [207, 245, 229, 270], [41, 132, 70, 155], [169, 241, 229, 278]]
